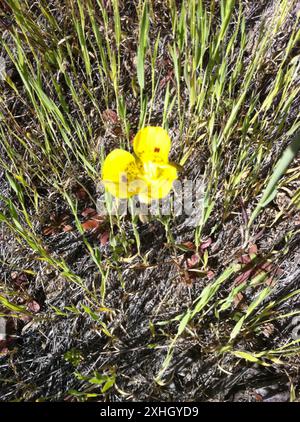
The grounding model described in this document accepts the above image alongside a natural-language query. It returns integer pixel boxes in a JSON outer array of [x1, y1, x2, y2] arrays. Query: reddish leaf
[[102, 109, 118, 124], [239, 254, 251, 264], [181, 241, 195, 251], [200, 238, 212, 251], [254, 392, 263, 402], [27, 300, 40, 313], [233, 292, 244, 307], [266, 277, 275, 286], [63, 224, 73, 232], [260, 261, 273, 272], [81, 218, 103, 232], [75, 187, 88, 200], [43, 212, 72, 236], [187, 253, 200, 268], [100, 231, 109, 246], [248, 244, 258, 255], [81, 208, 97, 218], [234, 269, 253, 284], [43, 226, 55, 236], [207, 270, 215, 280]]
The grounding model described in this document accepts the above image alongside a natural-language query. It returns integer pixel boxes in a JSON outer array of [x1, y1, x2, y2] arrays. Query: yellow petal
[[102, 149, 139, 198], [138, 163, 178, 203], [133, 126, 171, 164]]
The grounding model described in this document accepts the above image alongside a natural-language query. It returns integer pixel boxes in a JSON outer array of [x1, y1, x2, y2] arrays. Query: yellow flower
[[102, 126, 178, 203]]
